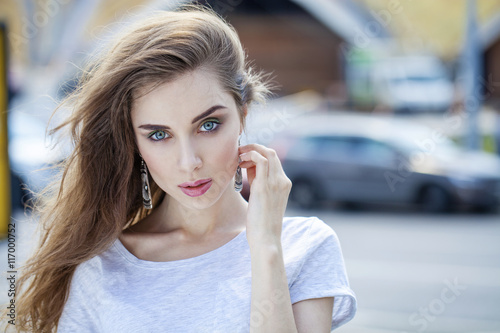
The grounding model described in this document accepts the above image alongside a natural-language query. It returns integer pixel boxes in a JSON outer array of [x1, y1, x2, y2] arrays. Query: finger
[[239, 150, 268, 180], [238, 160, 254, 168], [239, 143, 282, 178]]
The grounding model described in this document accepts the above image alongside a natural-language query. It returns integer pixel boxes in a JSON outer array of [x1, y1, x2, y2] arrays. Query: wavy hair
[[3, 5, 271, 332]]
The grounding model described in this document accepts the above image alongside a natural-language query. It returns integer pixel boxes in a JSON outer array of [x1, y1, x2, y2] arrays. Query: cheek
[[216, 137, 239, 173], [202, 131, 239, 187], [136, 141, 168, 184]]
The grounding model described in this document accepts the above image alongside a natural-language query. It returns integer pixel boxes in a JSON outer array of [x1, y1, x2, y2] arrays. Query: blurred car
[[372, 55, 454, 113], [269, 113, 500, 213]]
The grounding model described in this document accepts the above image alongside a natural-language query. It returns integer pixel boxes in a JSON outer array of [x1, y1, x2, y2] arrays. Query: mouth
[[178, 178, 213, 197], [178, 178, 212, 188]]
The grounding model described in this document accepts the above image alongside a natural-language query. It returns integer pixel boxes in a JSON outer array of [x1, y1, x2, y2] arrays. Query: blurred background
[[1, 0, 499, 332]]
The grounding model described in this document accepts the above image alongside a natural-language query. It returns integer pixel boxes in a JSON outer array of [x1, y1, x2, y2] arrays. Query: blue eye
[[200, 119, 220, 132], [148, 130, 168, 141], [147, 119, 221, 142]]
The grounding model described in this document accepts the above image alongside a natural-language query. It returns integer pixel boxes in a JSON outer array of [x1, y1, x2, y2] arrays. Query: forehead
[[131, 69, 236, 124]]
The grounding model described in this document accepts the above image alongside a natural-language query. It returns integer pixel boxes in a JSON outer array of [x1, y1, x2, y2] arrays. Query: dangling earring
[[140, 158, 153, 209], [235, 137, 243, 192]]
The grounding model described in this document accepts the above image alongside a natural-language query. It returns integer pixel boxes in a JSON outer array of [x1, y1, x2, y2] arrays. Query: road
[[284, 206, 500, 333], [1, 207, 499, 332]]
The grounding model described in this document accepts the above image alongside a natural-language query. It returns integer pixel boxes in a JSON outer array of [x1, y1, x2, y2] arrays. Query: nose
[[177, 138, 202, 173]]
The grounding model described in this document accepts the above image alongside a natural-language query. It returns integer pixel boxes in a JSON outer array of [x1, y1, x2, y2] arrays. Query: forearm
[[249, 241, 298, 333]]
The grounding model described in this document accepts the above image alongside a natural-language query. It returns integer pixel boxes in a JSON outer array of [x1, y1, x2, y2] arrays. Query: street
[[1, 207, 499, 332], [284, 206, 500, 333]]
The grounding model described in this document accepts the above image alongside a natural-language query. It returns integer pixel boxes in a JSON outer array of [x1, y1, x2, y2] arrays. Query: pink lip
[[179, 180, 212, 197], [178, 178, 212, 188]]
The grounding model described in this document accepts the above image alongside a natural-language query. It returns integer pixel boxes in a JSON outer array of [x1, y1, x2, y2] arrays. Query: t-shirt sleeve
[[57, 263, 101, 332], [289, 217, 357, 330]]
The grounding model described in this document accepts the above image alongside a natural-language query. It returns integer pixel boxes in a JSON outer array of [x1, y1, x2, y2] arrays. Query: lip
[[178, 178, 212, 188], [178, 179, 212, 197]]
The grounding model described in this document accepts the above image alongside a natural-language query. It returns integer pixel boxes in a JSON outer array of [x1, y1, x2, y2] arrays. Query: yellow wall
[[0, 24, 10, 237], [355, 0, 500, 60]]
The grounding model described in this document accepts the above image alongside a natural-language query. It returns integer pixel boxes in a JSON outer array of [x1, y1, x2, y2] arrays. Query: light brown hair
[[3, 5, 271, 332]]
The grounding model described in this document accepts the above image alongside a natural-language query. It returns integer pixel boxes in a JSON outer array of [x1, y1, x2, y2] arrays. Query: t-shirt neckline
[[112, 228, 247, 268]]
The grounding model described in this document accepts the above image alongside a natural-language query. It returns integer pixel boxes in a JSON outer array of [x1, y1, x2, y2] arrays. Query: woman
[[7, 6, 356, 332]]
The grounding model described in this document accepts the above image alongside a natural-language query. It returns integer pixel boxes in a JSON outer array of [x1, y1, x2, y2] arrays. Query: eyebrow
[[138, 105, 227, 130]]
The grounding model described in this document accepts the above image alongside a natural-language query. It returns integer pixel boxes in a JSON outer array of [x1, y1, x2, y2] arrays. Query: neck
[[154, 184, 248, 240]]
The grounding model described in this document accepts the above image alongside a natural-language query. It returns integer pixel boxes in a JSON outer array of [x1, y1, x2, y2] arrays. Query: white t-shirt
[[58, 216, 357, 332]]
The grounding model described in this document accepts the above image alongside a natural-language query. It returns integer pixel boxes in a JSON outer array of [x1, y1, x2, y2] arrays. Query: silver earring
[[235, 138, 242, 192], [141, 159, 153, 209]]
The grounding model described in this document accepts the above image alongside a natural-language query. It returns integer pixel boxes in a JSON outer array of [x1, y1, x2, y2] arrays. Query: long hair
[[4, 5, 271, 332]]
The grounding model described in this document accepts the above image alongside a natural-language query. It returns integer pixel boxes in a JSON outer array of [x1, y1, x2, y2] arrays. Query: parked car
[[270, 113, 500, 213], [371, 55, 454, 113]]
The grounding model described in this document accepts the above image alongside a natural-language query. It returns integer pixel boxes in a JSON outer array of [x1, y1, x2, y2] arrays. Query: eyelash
[[147, 118, 222, 142]]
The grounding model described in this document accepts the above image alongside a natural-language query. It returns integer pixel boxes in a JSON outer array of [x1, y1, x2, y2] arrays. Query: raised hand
[[238, 143, 292, 248]]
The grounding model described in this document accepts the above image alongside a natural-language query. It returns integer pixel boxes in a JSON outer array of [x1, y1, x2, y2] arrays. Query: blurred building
[[481, 13, 500, 108], [202, 0, 390, 98]]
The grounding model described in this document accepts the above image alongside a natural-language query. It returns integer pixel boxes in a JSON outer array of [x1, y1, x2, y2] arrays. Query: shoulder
[[70, 259, 101, 292], [281, 216, 342, 260], [70, 243, 118, 289], [282, 216, 338, 243], [59, 251, 115, 330]]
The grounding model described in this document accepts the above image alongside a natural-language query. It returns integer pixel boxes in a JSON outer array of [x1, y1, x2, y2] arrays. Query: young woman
[[7, 6, 356, 332]]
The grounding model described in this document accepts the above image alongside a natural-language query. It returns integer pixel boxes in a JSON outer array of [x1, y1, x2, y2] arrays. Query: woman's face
[[131, 68, 243, 209]]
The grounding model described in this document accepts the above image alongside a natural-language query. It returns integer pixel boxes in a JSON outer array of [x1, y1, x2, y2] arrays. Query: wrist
[[247, 235, 282, 255]]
